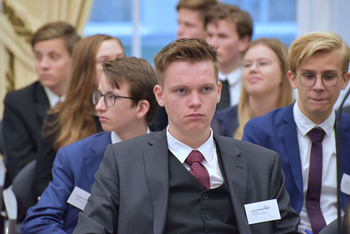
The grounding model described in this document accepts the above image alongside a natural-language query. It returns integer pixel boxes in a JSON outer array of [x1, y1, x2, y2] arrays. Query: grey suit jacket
[[74, 130, 300, 234]]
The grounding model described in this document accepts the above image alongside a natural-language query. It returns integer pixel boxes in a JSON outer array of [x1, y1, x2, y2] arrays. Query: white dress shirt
[[293, 103, 340, 233], [167, 127, 224, 189], [44, 87, 64, 108], [219, 68, 242, 107]]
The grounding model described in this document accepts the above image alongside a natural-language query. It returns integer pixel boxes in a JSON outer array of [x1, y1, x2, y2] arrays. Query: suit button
[[203, 215, 210, 221], [202, 193, 208, 199]]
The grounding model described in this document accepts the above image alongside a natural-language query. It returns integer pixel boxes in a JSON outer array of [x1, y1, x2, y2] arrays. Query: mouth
[[99, 116, 108, 121], [186, 113, 204, 120], [248, 77, 261, 83]]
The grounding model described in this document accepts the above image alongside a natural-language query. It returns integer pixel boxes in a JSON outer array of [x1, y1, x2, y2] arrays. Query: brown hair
[[289, 31, 350, 74], [176, 0, 218, 26], [31, 21, 81, 55], [102, 57, 159, 124], [44, 34, 125, 150], [154, 38, 219, 86], [235, 38, 294, 139], [205, 3, 253, 40]]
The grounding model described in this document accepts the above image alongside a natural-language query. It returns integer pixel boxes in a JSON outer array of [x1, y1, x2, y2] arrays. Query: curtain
[[0, 0, 93, 115]]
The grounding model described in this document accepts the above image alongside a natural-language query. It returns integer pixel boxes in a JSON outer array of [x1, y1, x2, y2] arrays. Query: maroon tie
[[185, 150, 210, 190], [306, 128, 326, 234]]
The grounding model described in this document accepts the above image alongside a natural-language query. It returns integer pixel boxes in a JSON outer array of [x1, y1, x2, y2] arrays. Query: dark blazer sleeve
[[3, 82, 49, 185], [33, 114, 58, 199]]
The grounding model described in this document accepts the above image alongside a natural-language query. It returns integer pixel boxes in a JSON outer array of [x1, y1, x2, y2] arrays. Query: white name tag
[[341, 173, 350, 195], [67, 186, 91, 211], [244, 199, 281, 225]]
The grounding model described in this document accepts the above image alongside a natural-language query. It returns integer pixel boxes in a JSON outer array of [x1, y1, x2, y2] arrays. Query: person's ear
[[287, 71, 297, 89], [136, 100, 150, 119], [153, 85, 165, 107], [341, 72, 350, 90], [238, 35, 250, 52], [217, 81, 222, 103]]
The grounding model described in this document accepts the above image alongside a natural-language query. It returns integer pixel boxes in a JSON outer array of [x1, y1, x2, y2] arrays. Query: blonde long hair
[[44, 34, 124, 150], [234, 38, 294, 139]]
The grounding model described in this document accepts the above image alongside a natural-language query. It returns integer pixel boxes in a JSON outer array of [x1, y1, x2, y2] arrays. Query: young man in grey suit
[[2, 21, 80, 186], [74, 38, 300, 234]]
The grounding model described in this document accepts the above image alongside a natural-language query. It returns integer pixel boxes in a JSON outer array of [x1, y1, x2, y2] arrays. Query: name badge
[[67, 186, 91, 210], [341, 173, 350, 195], [244, 199, 281, 225]]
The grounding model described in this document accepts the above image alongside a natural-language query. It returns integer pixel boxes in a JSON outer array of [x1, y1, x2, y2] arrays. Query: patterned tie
[[306, 128, 326, 234], [185, 150, 210, 190], [217, 79, 230, 110]]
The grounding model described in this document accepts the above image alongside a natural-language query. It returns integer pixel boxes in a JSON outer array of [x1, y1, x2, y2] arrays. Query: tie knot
[[185, 150, 204, 166], [307, 128, 325, 144]]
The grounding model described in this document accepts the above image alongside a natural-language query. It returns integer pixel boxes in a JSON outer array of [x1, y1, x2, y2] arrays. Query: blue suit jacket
[[242, 103, 350, 213], [21, 131, 111, 234]]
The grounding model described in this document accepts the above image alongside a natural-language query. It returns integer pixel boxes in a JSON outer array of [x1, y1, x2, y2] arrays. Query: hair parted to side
[[44, 34, 124, 150], [153, 38, 219, 86], [176, 0, 218, 25], [289, 31, 350, 74], [102, 57, 159, 124], [31, 21, 81, 55], [205, 3, 253, 40], [234, 38, 294, 139]]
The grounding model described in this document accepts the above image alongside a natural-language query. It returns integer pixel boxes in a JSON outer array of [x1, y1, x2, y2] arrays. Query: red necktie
[[306, 128, 326, 234], [185, 150, 210, 190]]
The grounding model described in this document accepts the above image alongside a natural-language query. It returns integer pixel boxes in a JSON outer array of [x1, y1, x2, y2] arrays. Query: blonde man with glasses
[[243, 31, 350, 234]]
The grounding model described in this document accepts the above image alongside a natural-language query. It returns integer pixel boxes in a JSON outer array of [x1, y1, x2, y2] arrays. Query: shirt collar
[[44, 87, 65, 107], [111, 127, 151, 144], [219, 68, 242, 86], [293, 102, 335, 137], [166, 127, 215, 164]]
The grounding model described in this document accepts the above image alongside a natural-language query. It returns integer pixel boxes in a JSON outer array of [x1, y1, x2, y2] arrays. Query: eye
[[50, 53, 59, 61], [258, 61, 269, 66], [176, 88, 185, 94], [105, 93, 116, 101], [241, 61, 252, 69], [323, 73, 338, 81], [34, 53, 42, 61], [301, 73, 315, 80], [202, 87, 212, 92]]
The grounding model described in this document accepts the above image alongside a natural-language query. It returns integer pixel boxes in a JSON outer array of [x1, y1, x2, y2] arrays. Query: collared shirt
[[293, 103, 340, 233], [219, 68, 242, 107], [111, 127, 151, 143], [167, 127, 224, 189], [44, 87, 65, 108]]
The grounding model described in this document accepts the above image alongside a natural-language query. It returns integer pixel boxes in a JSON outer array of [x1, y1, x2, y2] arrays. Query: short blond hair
[[289, 31, 350, 74]]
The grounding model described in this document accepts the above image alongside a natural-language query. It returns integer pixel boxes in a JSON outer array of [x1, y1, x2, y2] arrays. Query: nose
[[38, 56, 50, 69], [188, 91, 201, 108], [177, 25, 184, 39], [313, 76, 325, 90], [207, 37, 219, 48], [95, 97, 107, 112]]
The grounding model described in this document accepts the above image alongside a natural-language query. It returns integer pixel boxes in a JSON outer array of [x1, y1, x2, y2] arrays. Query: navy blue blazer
[[22, 131, 111, 234], [242, 103, 350, 213], [211, 105, 239, 137]]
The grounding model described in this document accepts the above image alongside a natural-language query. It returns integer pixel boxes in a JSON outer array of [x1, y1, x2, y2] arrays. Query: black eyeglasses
[[92, 91, 135, 107], [298, 72, 339, 87]]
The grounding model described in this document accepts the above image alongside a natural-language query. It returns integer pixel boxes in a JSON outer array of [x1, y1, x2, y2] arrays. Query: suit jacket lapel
[[214, 135, 251, 234], [337, 113, 350, 208], [83, 132, 112, 189], [143, 130, 169, 234], [281, 105, 303, 200], [34, 81, 50, 122]]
